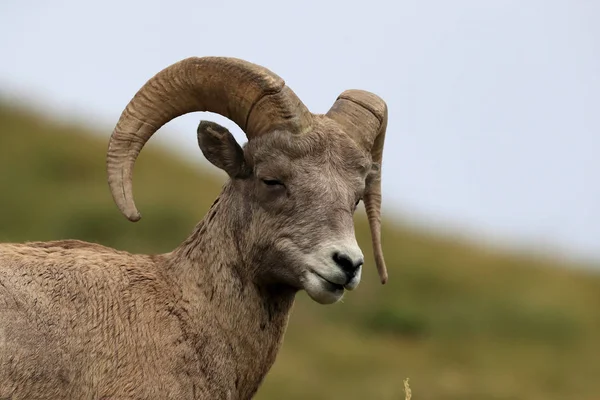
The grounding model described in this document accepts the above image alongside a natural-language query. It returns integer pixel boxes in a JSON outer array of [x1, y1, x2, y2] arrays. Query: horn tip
[[124, 209, 142, 222], [380, 272, 388, 285], [375, 253, 388, 284]]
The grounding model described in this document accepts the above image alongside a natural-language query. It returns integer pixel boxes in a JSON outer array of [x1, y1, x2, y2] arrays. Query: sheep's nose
[[332, 251, 364, 279]]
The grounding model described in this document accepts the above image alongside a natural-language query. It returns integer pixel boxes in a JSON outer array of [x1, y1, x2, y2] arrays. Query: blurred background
[[1, 0, 599, 399]]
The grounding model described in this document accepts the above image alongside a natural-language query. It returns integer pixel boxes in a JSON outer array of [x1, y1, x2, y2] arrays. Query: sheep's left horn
[[107, 57, 312, 222], [326, 90, 389, 284]]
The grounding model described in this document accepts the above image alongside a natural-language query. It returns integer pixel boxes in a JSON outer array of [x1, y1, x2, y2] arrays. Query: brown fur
[[0, 116, 373, 399]]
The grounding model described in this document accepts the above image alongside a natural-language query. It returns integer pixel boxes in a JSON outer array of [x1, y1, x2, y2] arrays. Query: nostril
[[333, 252, 363, 276]]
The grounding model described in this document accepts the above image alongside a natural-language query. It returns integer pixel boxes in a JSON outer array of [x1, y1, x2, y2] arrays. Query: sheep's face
[[198, 118, 374, 304]]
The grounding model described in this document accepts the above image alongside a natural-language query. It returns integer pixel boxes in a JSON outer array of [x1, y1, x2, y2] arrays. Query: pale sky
[[1, 0, 598, 264]]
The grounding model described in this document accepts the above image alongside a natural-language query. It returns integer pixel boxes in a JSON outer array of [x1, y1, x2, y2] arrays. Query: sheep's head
[[107, 57, 388, 304], [196, 118, 375, 304]]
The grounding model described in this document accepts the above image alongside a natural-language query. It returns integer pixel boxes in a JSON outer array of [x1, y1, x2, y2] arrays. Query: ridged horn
[[326, 90, 389, 284], [107, 56, 313, 222]]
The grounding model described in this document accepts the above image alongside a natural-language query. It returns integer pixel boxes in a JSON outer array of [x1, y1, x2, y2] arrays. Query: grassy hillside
[[1, 102, 599, 400]]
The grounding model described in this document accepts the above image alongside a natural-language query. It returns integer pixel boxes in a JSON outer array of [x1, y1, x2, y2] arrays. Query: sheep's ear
[[197, 121, 246, 178]]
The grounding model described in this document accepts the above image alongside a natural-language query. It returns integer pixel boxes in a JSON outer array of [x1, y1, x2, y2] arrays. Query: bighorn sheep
[[0, 57, 388, 399]]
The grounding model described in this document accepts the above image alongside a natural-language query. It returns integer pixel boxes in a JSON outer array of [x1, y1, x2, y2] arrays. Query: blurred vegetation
[[1, 102, 599, 400]]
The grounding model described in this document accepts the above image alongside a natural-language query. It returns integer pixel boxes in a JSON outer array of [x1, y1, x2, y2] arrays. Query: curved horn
[[107, 56, 312, 222], [326, 90, 389, 284]]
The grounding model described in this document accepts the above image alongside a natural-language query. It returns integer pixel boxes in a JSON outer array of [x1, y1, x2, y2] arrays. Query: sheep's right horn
[[107, 57, 313, 222], [326, 90, 389, 284]]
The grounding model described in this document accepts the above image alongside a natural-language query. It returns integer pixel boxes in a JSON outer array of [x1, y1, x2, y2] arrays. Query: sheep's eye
[[262, 178, 284, 187]]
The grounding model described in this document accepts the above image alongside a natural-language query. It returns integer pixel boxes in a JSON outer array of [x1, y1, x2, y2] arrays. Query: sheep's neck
[[167, 193, 295, 398]]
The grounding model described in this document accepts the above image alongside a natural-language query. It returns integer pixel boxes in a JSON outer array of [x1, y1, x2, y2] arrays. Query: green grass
[[1, 102, 599, 399]]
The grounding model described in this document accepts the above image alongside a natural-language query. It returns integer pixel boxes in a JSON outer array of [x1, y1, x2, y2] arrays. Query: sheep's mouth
[[311, 271, 345, 292], [303, 269, 346, 305]]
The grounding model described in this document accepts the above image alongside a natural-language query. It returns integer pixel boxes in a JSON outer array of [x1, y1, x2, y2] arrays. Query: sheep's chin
[[303, 271, 345, 305]]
